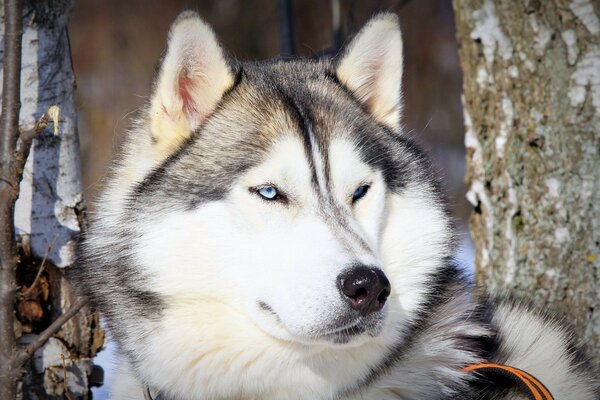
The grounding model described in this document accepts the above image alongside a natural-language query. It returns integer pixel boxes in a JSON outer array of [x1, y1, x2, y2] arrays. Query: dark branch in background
[[330, 0, 356, 55], [331, 0, 343, 53], [0, 0, 24, 398], [393, 0, 412, 11], [277, 0, 295, 57]]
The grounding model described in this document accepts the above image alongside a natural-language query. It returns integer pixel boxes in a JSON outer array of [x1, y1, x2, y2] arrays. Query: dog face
[[77, 11, 454, 398], [138, 132, 391, 345]]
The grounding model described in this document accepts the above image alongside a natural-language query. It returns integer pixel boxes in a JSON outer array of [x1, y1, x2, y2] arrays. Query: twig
[[12, 296, 89, 368], [0, 0, 24, 398], [60, 353, 73, 400], [20, 234, 59, 299], [15, 105, 60, 187]]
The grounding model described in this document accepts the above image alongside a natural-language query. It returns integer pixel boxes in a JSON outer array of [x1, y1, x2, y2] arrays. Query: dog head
[[76, 11, 454, 398]]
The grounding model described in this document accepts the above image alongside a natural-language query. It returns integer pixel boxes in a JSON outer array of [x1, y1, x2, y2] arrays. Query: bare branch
[[13, 296, 89, 368], [0, 0, 24, 397]]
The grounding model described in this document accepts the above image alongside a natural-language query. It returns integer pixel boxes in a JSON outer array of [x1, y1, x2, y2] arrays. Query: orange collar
[[463, 363, 554, 400]]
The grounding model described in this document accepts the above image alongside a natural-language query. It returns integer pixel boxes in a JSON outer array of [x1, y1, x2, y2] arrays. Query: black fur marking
[[224, 63, 244, 98], [271, 84, 324, 196]]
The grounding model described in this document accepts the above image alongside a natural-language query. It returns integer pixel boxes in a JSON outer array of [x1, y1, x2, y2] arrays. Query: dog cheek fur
[[382, 185, 454, 321]]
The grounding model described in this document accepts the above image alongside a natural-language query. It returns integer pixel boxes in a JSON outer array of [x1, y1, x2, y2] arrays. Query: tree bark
[[0, 1, 103, 398], [0, 0, 23, 398], [454, 0, 600, 364]]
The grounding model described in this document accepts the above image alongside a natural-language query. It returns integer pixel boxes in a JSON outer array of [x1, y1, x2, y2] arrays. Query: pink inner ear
[[178, 68, 198, 118]]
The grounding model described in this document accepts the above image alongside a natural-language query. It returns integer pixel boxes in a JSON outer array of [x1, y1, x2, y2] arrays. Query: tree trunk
[[0, 1, 104, 398], [453, 0, 600, 364]]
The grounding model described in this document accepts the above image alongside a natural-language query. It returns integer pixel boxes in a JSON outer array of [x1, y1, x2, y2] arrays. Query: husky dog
[[72, 11, 599, 400]]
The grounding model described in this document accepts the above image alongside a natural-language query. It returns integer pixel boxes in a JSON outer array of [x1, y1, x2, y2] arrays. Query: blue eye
[[257, 186, 278, 200], [352, 185, 370, 203]]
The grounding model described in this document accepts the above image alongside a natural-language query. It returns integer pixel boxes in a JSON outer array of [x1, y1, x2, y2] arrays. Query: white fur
[[110, 359, 145, 400]]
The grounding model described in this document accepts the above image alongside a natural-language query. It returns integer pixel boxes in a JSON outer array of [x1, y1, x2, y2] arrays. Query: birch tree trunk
[[0, 0, 103, 398], [454, 0, 600, 364]]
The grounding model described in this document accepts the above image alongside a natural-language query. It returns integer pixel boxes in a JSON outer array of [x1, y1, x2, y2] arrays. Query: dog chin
[[252, 301, 387, 348], [319, 316, 386, 347]]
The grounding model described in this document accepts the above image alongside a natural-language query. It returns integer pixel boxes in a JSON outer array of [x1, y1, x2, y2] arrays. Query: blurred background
[[68, 1, 472, 397]]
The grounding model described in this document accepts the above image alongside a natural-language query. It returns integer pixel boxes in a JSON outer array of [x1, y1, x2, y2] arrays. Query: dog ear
[[149, 11, 235, 158], [336, 13, 403, 132]]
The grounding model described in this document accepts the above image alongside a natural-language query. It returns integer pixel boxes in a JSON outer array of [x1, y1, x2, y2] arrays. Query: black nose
[[337, 266, 391, 315]]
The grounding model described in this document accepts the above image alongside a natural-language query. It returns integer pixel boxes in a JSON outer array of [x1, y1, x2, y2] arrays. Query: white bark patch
[[519, 51, 536, 72], [569, 0, 600, 35], [530, 108, 543, 123], [545, 177, 561, 198], [1, 10, 83, 268], [561, 29, 579, 65], [470, 0, 513, 65], [481, 248, 490, 268], [555, 227, 571, 243], [463, 103, 485, 183], [508, 65, 519, 78], [495, 95, 514, 156], [525, 59, 535, 72], [463, 105, 483, 168], [476, 65, 490, 86], [568, 45, 600, 116], [467, 180, 494, 270], [33, 337, 70, 372], [580, 178, 594, 201], [528, 15, 553, 57]]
